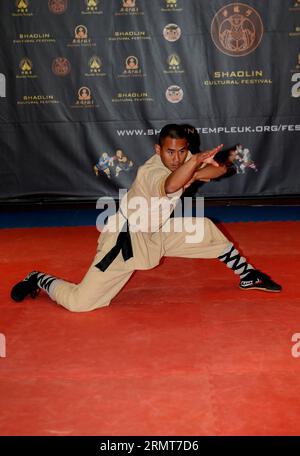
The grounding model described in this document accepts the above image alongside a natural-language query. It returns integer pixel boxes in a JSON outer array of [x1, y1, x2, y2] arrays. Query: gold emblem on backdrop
[[211, 3, 264, 57]]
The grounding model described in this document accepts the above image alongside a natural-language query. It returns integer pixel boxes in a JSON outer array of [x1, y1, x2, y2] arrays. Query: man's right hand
[[195, 144, 224, 168]]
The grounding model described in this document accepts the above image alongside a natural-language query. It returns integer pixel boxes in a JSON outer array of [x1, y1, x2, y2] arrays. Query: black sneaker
[[11, 271, 40, 302], [240, 269, 282, 292]]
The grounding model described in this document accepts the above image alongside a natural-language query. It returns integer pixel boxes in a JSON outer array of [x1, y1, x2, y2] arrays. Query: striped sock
[[218, 243, 254, 278], [36, 272, 58, 296]]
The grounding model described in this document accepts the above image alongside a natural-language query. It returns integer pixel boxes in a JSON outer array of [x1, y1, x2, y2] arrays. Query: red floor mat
[[1, 222, 300, 435]]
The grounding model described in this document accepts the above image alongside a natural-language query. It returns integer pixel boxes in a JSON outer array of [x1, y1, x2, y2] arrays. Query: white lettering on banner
[[0, 333, 6, 358], [116, 125, 300, 137], [291, 333, 300, 358]]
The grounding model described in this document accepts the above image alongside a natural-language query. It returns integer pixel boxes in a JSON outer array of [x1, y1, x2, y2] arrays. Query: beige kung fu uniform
[[52, 153, 230, 312]]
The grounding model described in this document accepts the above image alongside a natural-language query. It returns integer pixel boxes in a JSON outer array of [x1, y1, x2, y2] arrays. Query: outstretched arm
[[183, 163, 228, 189], [164, 145, 223, 194]]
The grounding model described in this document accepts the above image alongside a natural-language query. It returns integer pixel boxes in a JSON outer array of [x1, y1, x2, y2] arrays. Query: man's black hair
[[180, 124, 201, 154], [158, 124, 188, 146]]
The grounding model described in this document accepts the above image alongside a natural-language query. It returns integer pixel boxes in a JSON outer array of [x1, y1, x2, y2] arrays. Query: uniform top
[[97, 151, 192, 270]]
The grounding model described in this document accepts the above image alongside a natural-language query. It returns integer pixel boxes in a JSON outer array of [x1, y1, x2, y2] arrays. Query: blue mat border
[[1, 206, 300, 229]]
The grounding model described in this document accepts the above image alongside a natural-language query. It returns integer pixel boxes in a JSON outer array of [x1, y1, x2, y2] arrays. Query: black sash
[[95, 220, 133, 272]]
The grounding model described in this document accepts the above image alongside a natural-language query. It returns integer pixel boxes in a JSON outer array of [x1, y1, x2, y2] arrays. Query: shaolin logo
[[165, 85, 183, 103], [69, 25, 95, 46], [116, 0, 143, 15], [19, 58, 33, 75], [211, 3, 264, 57], [75, 25, 88, 39], [289, 0, 300, 11], [166, 0, 177, 7], [167, 54, 181, 70], [13, 0, 33, 16], [85, 56, 106, 77], [164, 54, 184, 75], [82, 0, 102, 14], [89, 56, 102, 74], [78, 86, 91, 101], [117, 56, 145, 78], [71, 86, 98, 108], [52, 57, 71, 76], [122, 0, 136, 8], [16, 0, 29, 12], [162, 0, 182, 11], [163, 24, 181, 42], [126, 56, 139, 70], [48, 0, 68, 14], [85, 0, 99, 12], [17, 58, 37, 78]]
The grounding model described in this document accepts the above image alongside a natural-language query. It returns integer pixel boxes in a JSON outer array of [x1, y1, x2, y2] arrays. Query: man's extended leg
[[11, 250, 135, 312], [163, 217, 281, 292]]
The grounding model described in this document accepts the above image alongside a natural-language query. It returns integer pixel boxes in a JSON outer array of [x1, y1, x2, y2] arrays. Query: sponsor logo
[[17, 58, 38, 79], [75, 24, 88, 39], [68, 25, 95, 47], [161, 0, 182, 12], [71, 86, 99, 108], [204, 69, 272, 86], [163, 23, 181, 42], [164, 53, 184, 74], [165, 85, 183, 103], [17, 94, 59, 105], [108, 31, 150, 41], [82, 0, 103, 15], [13, 33, 56, 44], [211, 3, 264, 57], [48, 0, 68, 14], [0, 333, 6, 358], [12, 0, 33, 16], [117, 56, 146, 78], [240, 280, 253, 286], [289, 0, 300, 11], [289, 26, 300, 37], [112, 92, 153, 103], [52, 57, 71, 76], [291, 333, 300, 358], [115, 0, 144, 16], [85, 56, 107, 77]]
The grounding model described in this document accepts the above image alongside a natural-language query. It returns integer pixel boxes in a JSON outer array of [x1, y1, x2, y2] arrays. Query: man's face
[[155, 136, 189, 171]]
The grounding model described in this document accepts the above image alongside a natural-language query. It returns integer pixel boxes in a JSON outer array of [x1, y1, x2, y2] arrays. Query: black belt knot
[[95, 220, 133, 272]]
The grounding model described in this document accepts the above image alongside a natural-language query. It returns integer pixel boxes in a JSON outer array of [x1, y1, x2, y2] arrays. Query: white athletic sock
[[48, 279, 63, 301]]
